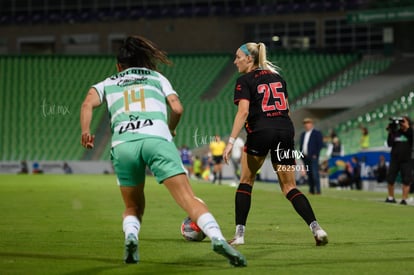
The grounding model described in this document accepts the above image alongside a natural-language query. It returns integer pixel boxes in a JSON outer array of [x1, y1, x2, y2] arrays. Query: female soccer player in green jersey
[[80, 35, 246, 267]]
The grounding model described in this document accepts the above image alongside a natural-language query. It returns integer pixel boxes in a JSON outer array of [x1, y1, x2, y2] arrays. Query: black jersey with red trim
[[234, 69, 291, 133]]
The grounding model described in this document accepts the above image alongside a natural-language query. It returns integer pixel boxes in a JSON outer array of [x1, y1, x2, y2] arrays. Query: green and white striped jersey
[[93, 67, 177, 147]]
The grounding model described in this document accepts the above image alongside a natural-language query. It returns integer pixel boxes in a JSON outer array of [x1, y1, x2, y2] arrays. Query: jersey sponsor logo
[[395, 135, 408, 142], [254, 70, 273, 78], [110, 69, 151, 80], [118, 115, 154, 134], [117, 76, 148, 87]]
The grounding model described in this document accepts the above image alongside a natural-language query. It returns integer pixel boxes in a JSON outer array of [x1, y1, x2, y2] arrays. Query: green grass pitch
[[1, 174, 414, 274]]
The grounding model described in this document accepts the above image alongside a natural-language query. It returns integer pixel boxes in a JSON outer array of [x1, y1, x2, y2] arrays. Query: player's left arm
[[166, 94, 183, 137], [80, 88, 101, 149]]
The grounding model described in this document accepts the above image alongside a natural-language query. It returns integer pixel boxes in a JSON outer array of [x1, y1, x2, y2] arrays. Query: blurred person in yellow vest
[[209, 134, 226, 184]]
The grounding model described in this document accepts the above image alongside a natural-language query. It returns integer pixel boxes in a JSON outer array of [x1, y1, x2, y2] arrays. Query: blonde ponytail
[[244, 42, 280, 74], [257, 43, 279, 74]]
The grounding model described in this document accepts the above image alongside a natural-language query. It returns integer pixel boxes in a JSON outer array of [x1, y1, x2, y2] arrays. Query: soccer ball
[[180, 217, 206, 241]]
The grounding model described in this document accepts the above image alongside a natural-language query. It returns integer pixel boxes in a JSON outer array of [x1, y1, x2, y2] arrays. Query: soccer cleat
[[385, 198, 397, 203], [228, 225, 245, 245], [124, 233, 139, 264], [400, 200, 407, 205], [314, 228, 329, 246], [310, 221, 328, 246], [228, 235, 245, 245], [212, 238, 247, 267]]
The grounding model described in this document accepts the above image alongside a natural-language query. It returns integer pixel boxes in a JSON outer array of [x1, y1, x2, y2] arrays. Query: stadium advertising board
[[348, 6, 414, 23], [328, 150, 391, 183]]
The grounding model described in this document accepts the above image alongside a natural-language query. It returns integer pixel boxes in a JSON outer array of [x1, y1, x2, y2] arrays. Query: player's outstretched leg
[[124, 233, 139, 263], [211, 237, 247, 267], [284, 187, 328, 246]]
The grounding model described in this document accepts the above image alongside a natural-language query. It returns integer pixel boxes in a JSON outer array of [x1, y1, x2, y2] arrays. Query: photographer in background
[[385, 116, 413, 205]]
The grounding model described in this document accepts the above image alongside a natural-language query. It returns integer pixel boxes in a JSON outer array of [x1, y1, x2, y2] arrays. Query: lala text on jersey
[[118, 115, 154, 134]]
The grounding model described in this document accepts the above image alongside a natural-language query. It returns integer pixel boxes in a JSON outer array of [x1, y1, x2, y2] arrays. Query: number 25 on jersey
[[257, 82, 287, 112]]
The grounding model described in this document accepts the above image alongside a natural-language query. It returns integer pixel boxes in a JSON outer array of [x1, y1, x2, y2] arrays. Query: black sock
[[286, 188, 316, 225], [235, 183, 252, 225]]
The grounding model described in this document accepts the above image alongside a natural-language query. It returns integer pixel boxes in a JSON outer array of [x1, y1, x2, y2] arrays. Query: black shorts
[[245, 128, 296, 165], [212, 155, 223, 165], [387, 160, 413, 185]]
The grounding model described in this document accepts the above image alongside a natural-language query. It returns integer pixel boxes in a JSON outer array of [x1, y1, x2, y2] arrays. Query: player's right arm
[[80, 88, 102, 149], [223, 99, 249, 164]]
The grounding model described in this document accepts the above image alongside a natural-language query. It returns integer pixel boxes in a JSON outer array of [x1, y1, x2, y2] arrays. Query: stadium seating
[[291, 56, 393, 110], [0, 1, 368, 25], [327, 91, 414, 155], [272, 53, 358, 102], [0, 54, 232, 161], [0, 55, 114, 161], [1, 52, 368, 161]]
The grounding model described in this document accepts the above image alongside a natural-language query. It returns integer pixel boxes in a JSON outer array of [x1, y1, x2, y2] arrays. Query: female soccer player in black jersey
[[222, 42, 328, 246]]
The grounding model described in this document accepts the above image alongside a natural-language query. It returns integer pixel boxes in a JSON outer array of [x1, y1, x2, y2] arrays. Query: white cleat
[[228, 236, 245, 246], [314, 229, 328, 246], [124, 233, 139, 263]]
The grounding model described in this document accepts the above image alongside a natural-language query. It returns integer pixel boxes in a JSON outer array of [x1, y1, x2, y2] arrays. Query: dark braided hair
[[117, 35, 172, 71]]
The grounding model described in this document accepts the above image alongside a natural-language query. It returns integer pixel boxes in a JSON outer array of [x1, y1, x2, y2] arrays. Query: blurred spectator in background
[[19, 160, 29, 174], [328, 129, 337, 139], [385, 116, 413, 205], [360, 127, 370, 150], [324, 129, 338, 143], [179, 145, 193, 177], [300, 117, 324, 194], [373, 155, 388, 183], [326, 136, 344, 158], [319, 159, 330, 188], [338, 156, 361, 190], [348, 156, 361, 190], [209, 135, 226, 184], [337, 172, 349, 189], [63, 162, 73, 174], [32, 162, 43, 174], [192, 155, 202, 179], [201, 151, 213, 181]]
